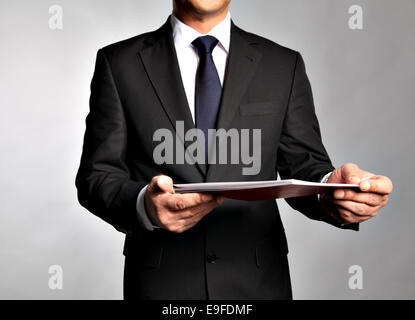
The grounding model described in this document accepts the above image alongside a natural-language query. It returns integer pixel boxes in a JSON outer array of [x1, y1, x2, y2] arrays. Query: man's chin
[[182, 0, 230, 17]]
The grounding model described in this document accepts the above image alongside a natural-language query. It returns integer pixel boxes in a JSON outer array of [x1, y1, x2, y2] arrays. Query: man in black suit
[[75, 0, 392, 299]]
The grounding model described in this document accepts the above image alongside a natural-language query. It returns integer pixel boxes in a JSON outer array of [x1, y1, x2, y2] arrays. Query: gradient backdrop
[[0, 0, 414, 299]]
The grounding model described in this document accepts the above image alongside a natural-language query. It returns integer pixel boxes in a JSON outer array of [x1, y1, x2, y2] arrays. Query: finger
[[175, 198, 224, 220], [164, 201, 217, 233], [147, 175, 174, 194], [332, 188, 388, 207], [162, 197, 226, 232], [337, 207, 372, 224], [166, 192, 214, 211], [322, 197, 373, 224], [328, 199, 379, 217], [179, 200, 222, 229], [174, 220, 200, 234], [358, 175, 393, 195]]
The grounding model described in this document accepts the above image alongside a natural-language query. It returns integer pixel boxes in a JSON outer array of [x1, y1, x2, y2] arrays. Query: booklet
[[173, 179, 359, 201]]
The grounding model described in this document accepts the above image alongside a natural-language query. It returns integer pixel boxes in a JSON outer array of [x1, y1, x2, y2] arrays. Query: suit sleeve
[[276, 52, 358, 230], [75, 49, 147, 235]]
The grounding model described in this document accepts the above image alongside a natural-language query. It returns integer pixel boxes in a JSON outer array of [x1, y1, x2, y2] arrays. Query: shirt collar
[[171, 12, 231, 53]]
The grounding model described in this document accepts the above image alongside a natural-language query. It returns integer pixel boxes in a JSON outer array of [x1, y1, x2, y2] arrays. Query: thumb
[[341, 163, 374, 185], [327, 166, 347, 184], [327, 163, 371, 184], [148, 175, 174, 194], [341, 163, 363, 184]]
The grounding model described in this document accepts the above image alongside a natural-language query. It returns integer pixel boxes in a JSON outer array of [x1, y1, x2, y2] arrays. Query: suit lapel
[[215, 23, 262, 130], [207, 23, 262, 181], [138, 18, 206, 177]]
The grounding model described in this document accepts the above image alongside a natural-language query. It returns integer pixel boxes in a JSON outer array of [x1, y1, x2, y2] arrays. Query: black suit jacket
[[76, 17, 352, 300]]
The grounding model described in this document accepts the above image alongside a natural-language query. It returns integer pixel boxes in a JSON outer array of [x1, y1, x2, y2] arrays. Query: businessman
[[76, 0, 392, 299]]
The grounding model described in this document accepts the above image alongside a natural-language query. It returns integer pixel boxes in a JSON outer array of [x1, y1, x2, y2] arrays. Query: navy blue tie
[[192, 36, 222, 164]]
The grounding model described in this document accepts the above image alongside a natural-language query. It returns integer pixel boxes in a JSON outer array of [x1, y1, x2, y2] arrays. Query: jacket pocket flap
[[123, 236, 163, 269], [239, 102, 279, 116]]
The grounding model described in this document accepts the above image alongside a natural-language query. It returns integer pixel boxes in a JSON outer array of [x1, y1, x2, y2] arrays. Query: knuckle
[[166, 224, 180, 233], [197, 193, 204, 204], [146, 184, 154, 193], [340, 210, 356, 223], [174, 198, 186, 210], [158, 215, 168, 226], [356, 202, 369, 215], [339, 209, 351, 219], [173, 227, 182, 234], [371, 183, 380, 193], [177, 224, 188, 233], [354, 204, 365, 215], [343, 189, 352, 199], [361, 205, 370, 216], [370, 194, 380, 205]]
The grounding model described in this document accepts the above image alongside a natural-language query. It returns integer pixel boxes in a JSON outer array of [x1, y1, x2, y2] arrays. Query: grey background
[[0, 0, 413, 299]]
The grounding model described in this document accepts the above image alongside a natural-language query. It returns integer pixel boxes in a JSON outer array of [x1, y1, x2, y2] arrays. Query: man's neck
[[172, 8, 229, 34]]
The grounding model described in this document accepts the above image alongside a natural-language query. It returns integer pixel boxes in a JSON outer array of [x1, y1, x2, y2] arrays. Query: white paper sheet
[[174, 179, 359, 201]]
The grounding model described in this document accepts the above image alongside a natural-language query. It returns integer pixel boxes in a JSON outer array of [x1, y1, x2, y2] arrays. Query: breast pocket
[[239, 101, 282, 116]]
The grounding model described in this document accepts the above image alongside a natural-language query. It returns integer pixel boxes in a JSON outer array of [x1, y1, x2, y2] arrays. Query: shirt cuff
[[136, 184, 160, 231], [320, 171, 332, 184], [318, 171, 333, 201]]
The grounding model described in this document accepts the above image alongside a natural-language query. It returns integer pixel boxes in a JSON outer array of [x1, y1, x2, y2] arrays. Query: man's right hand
[[144, 175, 225, 233]]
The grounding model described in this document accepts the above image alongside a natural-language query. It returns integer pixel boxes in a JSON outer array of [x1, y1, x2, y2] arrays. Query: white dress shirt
[[172, 13, 231, 122], [136, 13, 232, 231]]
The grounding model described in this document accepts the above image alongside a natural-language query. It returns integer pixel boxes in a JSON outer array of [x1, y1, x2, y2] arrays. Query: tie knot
[[192, 35, 219, 55]]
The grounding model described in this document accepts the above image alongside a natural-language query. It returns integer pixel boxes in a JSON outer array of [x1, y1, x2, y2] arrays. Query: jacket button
[[206, 254, 217, 263]]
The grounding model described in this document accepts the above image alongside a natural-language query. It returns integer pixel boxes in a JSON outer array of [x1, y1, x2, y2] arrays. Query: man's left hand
[[321, 163, 393, 225]]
